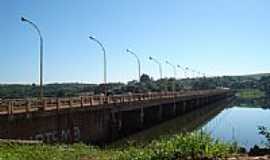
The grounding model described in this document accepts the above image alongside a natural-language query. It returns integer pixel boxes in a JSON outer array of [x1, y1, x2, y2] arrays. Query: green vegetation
[[258, 126, 270, 148], [238, 89, 265, 99], [0, 73, 269, 99], [0, 83, 98, 99], [248, 126, 270, 156], [235, 98, 270, 109], [0, 132, 238, 160]]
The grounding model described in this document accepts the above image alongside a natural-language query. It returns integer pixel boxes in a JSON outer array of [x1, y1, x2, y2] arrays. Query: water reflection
[[233, 98, 270, 109], [203, 98, 270, 149], [116, 97, 270, 150], [116, 98, 233, 144]]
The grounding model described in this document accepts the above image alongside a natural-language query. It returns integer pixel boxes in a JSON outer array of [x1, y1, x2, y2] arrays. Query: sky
[[1, 0, 270, 84]]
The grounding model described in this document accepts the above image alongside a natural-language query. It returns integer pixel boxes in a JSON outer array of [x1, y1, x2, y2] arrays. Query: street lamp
[[165, 61, 176, 92], [177, 65, 187, 79], [193, 69, 201, 79], [165, 61, 176, 79], [196, 71, 200, 78], [89, 36, 107, 95], [191, 69, 196, 79], [185, 67, 190, 78], [149, 56, 162, 79], [197, 71, 203, 78], [126, 49, 141, 81], [195, 70, 201, 79], [203, 73, 206, 78], [185, 67, 196, 79], [21, 16, 44, 100], [165, 60, 177, 113]]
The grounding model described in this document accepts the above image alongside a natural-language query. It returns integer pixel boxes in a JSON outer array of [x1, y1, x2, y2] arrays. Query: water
[[119, 98, 270, 150], [202, 105, 270, 149]]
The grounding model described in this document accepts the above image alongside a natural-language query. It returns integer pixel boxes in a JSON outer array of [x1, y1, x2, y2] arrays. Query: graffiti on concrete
[[31, 126, 80, 142]]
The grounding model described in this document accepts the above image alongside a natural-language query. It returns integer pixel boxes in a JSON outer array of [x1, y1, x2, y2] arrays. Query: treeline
[[0, 83, 97, 99], [0, 73, 269, 99]]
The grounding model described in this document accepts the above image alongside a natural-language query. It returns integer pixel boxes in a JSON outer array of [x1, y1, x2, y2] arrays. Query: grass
[[237, 89, 265, 99], [0, 132, 238, 160]]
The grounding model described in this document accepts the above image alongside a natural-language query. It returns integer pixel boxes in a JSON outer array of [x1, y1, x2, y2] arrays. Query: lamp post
[[165, 61, 176, 92], [149, 56, 162, 79], [89, 36, 107, 95], [197, 71, 203, 78], [194, 70, 201, 79], [197, 71, 201, 78], [126, 49, 141, 81], [185, 67, 190, 79], [191, 69, 196, 79], [185, 67, 196, 79], [177, 65, 187, 79], [21, 16, 44, 100], [165, 60, 177, 114]]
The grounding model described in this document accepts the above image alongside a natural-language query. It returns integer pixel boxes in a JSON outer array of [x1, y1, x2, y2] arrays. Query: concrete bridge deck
[[0, 89, 234, 144], [0, 89, 229, 116]]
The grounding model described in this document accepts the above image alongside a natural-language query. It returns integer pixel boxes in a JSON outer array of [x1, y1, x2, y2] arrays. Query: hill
[[0, 73, 269, 99]]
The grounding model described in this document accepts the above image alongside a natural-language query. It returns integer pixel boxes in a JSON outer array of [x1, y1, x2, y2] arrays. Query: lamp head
[[149, 56, 153, 60], [126, 49, 130, 52], [89, 36, 95, 40], [21, 16, 27, 22], [177, 65, 180, 68]]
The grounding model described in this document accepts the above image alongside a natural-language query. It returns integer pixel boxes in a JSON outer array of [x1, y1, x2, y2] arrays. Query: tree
[[258, 126, 270, 148], [259, 76, 270, 96], [140, 74, 151, 83]]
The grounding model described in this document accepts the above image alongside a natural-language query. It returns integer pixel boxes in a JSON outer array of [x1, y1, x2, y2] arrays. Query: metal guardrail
[[0, 89, 229, 116]]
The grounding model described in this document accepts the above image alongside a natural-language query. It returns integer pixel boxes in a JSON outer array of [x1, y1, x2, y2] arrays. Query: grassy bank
[[237, 89, 265, 99], [0, 132, 238, 160]]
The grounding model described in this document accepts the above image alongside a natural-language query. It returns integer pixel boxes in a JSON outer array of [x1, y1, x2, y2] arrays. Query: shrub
[[0, 132, 237, 160]]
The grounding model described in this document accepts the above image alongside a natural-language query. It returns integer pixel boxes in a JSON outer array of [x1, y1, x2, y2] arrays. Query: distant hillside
[[239, 73, 270, 80], [223, 73, 270, 81], [0, 73, 269, 99]]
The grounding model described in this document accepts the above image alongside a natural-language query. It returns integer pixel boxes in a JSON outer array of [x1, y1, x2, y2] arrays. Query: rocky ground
[[228, 154, 270, 160]]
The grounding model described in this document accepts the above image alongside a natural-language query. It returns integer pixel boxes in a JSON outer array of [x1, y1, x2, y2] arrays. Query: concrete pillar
[[26, 100, 31, 119], [193, 100, 197, 109], [90, 97, 93, 106], [56, 99, 61, 111], [80, 97, 84, 107], [69, 99, 73, 108], [111, 111, 122, 135], [118, 112, 122, 131], [8, 101, 14, 121], [99, 97, 103, 105], [140, 107, 144, 127], [196, 98, 200, 107], [42, 99, 47, 111], [173, 101, 176, 116], [183, 101, 186, 113], [158, 105, 163, 121], [201, 98, 205, 105], [97, 111, 104, 130], [188, 100, 192, 110]]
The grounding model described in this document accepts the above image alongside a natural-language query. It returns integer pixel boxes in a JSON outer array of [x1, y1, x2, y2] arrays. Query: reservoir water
[[119, 98, 270, 150], [202, 105, 270, 149]]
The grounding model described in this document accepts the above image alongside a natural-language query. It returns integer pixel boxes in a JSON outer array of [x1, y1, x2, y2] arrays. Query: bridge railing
[[0, 89, 229, 115]]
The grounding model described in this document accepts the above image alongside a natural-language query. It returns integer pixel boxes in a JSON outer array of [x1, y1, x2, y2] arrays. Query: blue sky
[[1, 0, 270, 84]]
